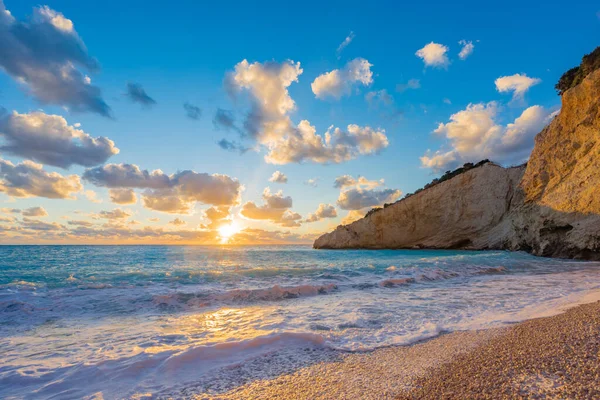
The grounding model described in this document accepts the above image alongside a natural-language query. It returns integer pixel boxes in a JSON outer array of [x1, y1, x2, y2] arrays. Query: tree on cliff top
[[555, 46, 600, 95]]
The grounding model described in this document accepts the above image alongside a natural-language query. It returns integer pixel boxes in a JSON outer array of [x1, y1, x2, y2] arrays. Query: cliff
[[314, 65, 600, 260]]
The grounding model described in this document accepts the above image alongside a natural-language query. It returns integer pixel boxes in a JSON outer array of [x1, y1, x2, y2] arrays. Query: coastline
[[178, 298, 600, 399]]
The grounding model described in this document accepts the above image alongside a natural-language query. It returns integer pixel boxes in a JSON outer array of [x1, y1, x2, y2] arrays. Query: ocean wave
[[153, 283, 339, 309], [380, 266, 507, 288]]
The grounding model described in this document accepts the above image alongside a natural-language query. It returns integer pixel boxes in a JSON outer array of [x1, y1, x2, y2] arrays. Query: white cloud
[[495, 74, 541, 100], [0, 2, 111, 116], [22, 206, 47, 217], [96, 208, 131, 220], [0, 158, 82, 199], [416, 42, 450, 68], [264, 121, 388, 164], [334, 175, 383, 189], [335, 175, 401, 210], [240, 187, 302, 227], [84, 163, 242, 214], [336, 31, 355, 58], [458, 40, 474, 60], [269, 171, 288, 183], [304, 178, 318, 187], [0, 111, 119, 168], [109, 188, 137, 205], [421, 102, 556, 172], [84, 189, 102, 203], [224, 59, 388, 164], [311, 58, 373, 99], [169, 218, 186, 226], [305, 203, 337, 222]]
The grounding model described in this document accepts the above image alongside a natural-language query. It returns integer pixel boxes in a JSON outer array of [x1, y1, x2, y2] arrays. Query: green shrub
[[555, 46, 600, 95]]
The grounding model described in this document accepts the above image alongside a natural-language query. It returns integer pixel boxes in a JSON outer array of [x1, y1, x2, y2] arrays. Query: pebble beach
[[190, 300, 600, 399]]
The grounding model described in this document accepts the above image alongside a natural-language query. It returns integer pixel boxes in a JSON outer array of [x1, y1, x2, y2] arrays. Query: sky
[[0, 0, 598, 244]]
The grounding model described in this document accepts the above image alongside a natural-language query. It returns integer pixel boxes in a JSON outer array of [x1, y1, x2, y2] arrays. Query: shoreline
[[175, 298, 600, 399]]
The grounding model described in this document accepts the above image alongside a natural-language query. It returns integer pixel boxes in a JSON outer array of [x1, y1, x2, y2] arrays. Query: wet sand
[[183, 301, 600, 399]]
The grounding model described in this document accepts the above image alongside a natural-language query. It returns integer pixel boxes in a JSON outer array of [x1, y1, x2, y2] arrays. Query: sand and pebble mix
[[169, 301, 600, 399]]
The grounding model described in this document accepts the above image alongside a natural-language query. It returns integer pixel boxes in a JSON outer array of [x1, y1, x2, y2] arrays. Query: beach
[[3, 246, 600, 398], [184, 300, 600, 399]]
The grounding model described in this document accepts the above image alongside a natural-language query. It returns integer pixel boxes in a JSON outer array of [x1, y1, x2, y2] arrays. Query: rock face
[[314, 69, 600, 260]]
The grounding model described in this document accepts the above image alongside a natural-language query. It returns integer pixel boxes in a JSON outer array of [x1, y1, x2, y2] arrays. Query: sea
[[1, 245, 600, 398]]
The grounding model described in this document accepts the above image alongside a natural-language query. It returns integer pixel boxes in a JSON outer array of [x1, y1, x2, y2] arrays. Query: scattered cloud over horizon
[[336, 31, 355, 58], [0, 1, 111, 117], [109, 188, 137, 205], [0, 111, 119, 168], [0, 158, 82, 199], [240, 187, 302, 227], [458, 40, 475, 60], [22, 206, 47, 217], [126, 83, 156, 107], [83, 163, 242, 214], [416, 42, 450, 68], [305, 203, 337, 222], [311, 58, 373, 99], [495, 74, 541, 101], [421, 102, 557, 172]]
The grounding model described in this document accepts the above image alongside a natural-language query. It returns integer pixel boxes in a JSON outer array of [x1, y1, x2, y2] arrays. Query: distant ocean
[[1, 245, 600, 398]]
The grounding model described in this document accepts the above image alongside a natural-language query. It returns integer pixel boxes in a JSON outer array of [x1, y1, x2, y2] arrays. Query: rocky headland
[[315, 48, 600, 260]]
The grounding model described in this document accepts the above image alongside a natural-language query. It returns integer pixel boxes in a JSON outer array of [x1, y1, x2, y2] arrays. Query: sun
[[218, 222, 241, 243]]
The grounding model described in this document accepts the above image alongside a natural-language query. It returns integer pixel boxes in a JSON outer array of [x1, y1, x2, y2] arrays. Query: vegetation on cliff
[[555, 46, 600, 95]]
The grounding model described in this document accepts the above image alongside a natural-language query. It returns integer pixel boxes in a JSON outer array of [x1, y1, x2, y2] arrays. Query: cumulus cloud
[[305, 203, 337, 222], [96, 208, 131, 220], [495, 74, 541, 101], [265, 121, 388, 164], [240, 187, 301, 227], [84, 189, 102, 203], [334, 175, 383, 189], [311, 58, 373, 99], [396, 79, 421, 92], [416, 42, 450, 68], [231, 228, 314, 245], [304, 178, 318, 187], [0, 1, 111, 116], [109, 188, 137, 205], [0, 111, 118, 168], [0, 208, 20, 214], [22, 206, 47, 217], [203, 206, 231, 229], [335, 175, 401, 210], [169, 218, 185, 226], [458, 40, 474, 60], [183, 102, 201, 120], [0, 158, 82, 199], [225, 59, 388, 164], [126, 83, 156, 107], [336, 31, 355, 58], [83, 163, 242, 214], [337, 187, 401, 210], [20, 218, 63, 231], [421, 102, 556, 172], [269, 171, 288, 183]]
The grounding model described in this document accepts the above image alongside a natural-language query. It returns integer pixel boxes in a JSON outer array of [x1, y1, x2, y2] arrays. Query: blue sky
[[0, 0, 599, 243]]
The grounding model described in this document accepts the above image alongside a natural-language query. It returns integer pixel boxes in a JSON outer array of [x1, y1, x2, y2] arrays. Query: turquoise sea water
[[1, 245, 600, 398]]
